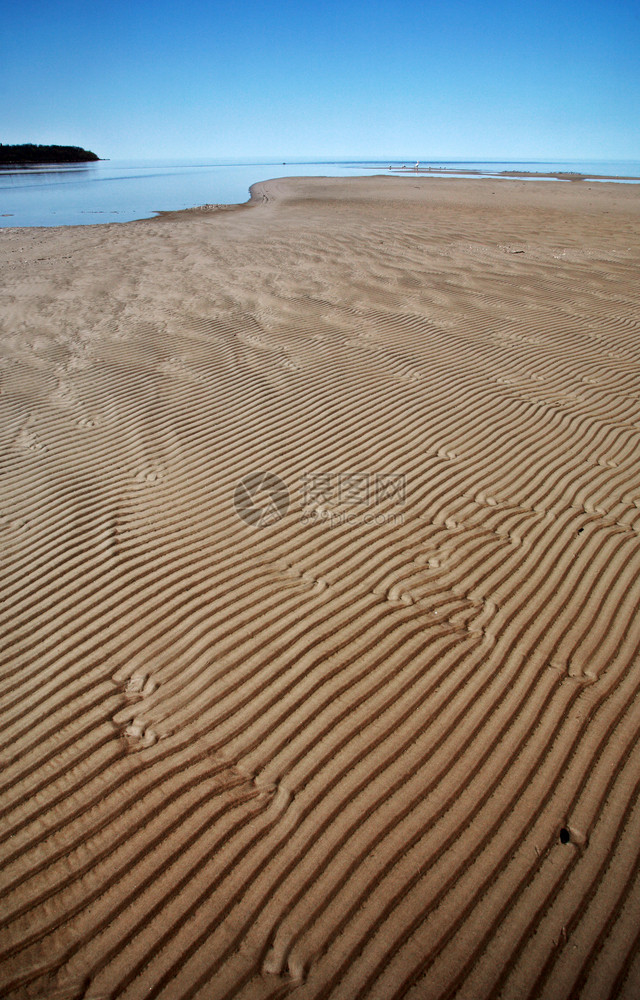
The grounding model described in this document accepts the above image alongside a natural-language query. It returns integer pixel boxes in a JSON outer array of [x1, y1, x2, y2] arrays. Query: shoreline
[[150, 170, 640, 224], [1, 176, 639, 999], [138, 169, 640, 228], [2, 164, 640, 232], [386, 165, 640, 181]]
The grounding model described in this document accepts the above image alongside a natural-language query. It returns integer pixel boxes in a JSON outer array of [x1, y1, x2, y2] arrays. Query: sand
[[1, 174, 640, 1000]]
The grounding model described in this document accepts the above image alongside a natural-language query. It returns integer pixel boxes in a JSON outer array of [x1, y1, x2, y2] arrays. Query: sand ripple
[[1, 176, 639, 999]]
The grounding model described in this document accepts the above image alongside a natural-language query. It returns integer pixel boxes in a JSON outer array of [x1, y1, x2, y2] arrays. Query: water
[[1, 158, 639, 228]]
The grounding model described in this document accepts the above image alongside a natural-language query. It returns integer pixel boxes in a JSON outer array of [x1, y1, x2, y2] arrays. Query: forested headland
[[0, 144, 100, 164]]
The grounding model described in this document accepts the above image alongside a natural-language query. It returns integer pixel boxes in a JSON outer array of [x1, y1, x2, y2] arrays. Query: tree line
[[0, 144, 99, 164]]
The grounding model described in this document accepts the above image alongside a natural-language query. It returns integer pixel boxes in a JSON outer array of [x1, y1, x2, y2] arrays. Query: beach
[[1, 174, 640, 999]]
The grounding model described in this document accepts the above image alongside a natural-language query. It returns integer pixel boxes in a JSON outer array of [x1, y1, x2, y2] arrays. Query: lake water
[[1, 158, 639, 228]]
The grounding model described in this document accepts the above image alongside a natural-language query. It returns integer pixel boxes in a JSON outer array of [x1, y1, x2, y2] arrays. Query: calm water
[[1, 158, 639, 228]]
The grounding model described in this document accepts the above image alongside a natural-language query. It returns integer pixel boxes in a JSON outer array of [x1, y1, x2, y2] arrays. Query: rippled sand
[[1, 175, 640, 1000]]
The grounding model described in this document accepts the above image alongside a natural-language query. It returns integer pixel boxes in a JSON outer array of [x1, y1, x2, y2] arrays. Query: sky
[[2, 0, 639, 161]]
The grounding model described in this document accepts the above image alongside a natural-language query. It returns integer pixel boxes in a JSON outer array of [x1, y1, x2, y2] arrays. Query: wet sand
[[1, 175, 640, 1000], [388, 166, 640, 181]]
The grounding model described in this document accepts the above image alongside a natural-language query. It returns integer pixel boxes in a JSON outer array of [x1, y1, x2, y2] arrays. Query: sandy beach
[[1, 174, 640, 1000]]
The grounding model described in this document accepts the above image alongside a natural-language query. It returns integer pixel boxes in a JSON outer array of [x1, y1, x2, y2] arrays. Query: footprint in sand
[[110, 671, 161, 747], [398, 367, 422, 382], [278, 355, 296, 370], [15, 426, 47, 452], [281, 562, 329, 593], [122, 672, 158, 699], [549, 660, 597, 685], [262, 925, 306, 982], [475, 491, 499, 506], [429, 513, 462, 530], [66, 353, 92, 372], [51, 378, 78, 406], [121, 717, 159, 748], [374, 582, 414, 605], [159, 356, 186, 375], [134, 466, 164, 484], [413, 550, 450, 570], [112, 700, 160, 749], [582, 501, 607, 516]]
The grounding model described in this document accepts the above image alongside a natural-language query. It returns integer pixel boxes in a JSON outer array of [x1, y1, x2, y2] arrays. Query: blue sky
[[2, 0, 638, 160]]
